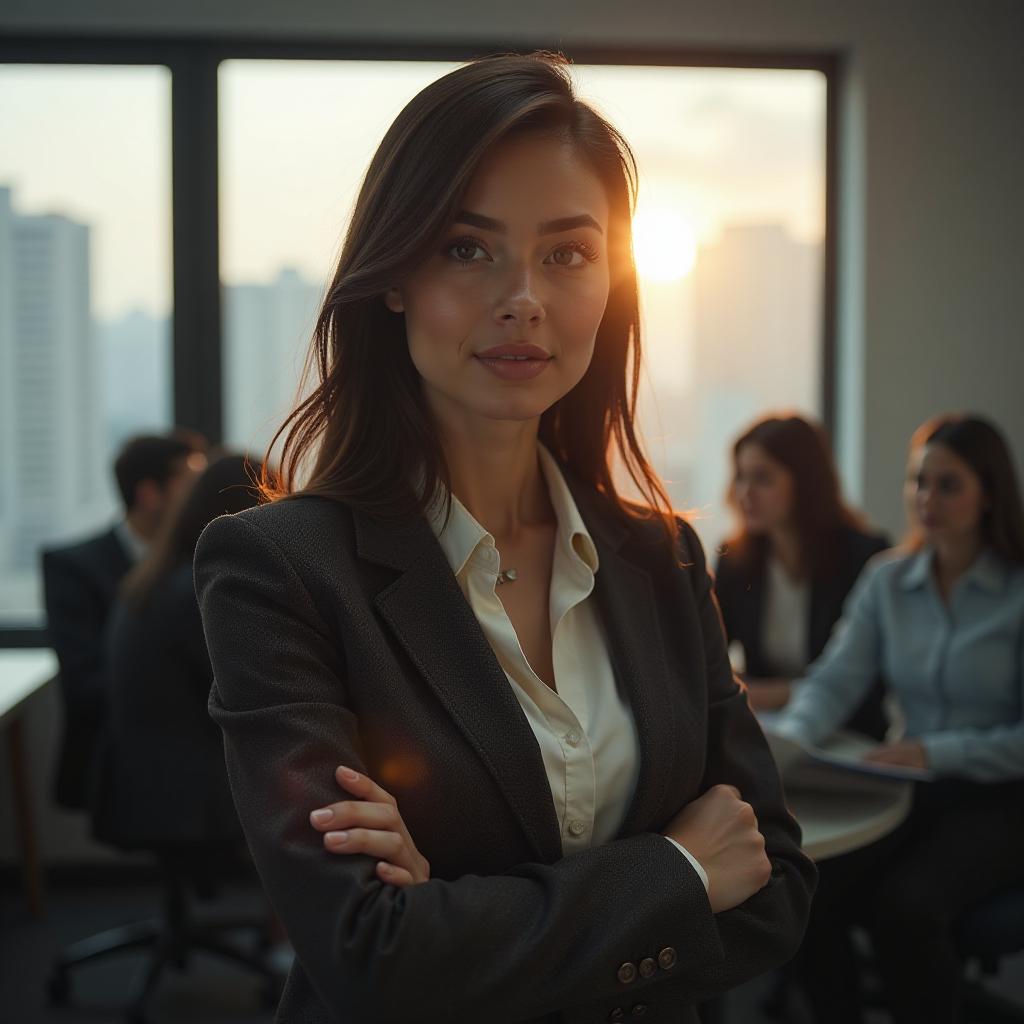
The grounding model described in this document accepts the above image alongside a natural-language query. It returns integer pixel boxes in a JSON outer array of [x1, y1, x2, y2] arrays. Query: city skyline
[[0, 59, 825, 622], [1, 60, 824, 320]]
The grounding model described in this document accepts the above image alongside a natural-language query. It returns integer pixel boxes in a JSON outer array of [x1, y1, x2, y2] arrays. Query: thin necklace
[[496, 568, 518, 585]]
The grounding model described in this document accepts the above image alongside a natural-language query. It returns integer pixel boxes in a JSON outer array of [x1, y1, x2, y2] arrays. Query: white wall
[[1, 0, 1022, 865]]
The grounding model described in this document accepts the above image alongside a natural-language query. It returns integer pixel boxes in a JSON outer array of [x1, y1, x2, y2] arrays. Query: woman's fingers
[[376, 862, 415, 887], [323, 826, 408, 859], [309, 765, 431, 886], [310, 799, 400, 832], [333, 765, 396, 805]]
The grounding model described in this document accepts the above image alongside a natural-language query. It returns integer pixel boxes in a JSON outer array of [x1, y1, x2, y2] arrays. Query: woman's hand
[[745, 677, 793, 712], [663, 784, 772, 914], [309, 766, 430, 887], [862, 740, 929, 770]]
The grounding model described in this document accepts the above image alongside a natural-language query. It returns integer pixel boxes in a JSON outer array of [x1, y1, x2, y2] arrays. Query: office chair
[[957, 887, 1024, 1024], [46, 743, 284, 1023]]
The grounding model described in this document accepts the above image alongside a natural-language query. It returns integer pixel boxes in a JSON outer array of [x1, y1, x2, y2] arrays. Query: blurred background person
[[774, 413, 1024, 1024], [93, 453, 261, 856], [714, 413, 890, 737], [42, 430, 208, 811]]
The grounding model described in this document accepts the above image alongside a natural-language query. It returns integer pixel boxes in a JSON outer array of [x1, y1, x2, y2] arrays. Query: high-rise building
[[691, 223, 822, 548], [224, 266, 322, 455], [0, 187, 105, 591]]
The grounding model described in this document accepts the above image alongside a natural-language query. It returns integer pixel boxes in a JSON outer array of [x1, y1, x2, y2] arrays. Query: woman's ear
[[384, 288, 405, 314]]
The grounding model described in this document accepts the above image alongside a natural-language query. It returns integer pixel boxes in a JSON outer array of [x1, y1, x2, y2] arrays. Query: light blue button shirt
[[775, 546, 1024, 781]]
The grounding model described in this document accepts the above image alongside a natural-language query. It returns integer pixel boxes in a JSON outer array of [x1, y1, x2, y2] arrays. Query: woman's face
[[904, 442, 987, 544], [386, 133, 611, 431], [733, 442, 796, 535]]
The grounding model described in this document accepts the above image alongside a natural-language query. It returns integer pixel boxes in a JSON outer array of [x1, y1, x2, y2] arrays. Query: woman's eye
[[447, 239, 488, 263], [544, 242, 596, 268]]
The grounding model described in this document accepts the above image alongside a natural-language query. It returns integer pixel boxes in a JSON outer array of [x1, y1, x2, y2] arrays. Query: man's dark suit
[[195, 476, 816, 1024], [43, 527, 133, 809], [714, 525, 891, 739]]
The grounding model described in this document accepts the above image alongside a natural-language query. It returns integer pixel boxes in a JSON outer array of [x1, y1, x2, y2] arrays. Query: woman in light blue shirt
[[778, 413, 1024, 1024]]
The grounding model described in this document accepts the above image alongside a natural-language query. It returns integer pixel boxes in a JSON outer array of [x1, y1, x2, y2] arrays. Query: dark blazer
[[92, 564, 241, 848], [713, 525, 891, 739], [195, 476, 816, 1024], [42, 526, 133, 809]]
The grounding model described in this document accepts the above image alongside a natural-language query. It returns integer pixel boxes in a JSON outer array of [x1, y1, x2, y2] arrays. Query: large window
[[220, 59, 825, 551], [0, 47, 829, 637], [0, 64, 172, 624]]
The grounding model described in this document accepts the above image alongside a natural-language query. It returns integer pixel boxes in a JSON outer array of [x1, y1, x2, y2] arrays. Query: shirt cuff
[[919, 731, 965, 777], [663, 836, 710, 894]]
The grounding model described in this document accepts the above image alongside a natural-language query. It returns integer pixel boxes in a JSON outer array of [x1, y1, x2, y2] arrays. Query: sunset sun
[[631, 206, 698, 283]]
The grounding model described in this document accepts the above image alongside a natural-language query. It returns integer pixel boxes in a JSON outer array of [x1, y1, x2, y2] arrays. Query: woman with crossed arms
[[195, 53, 814, 1023]]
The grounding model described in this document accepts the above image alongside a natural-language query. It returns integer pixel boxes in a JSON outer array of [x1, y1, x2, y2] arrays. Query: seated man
[[42, 431, 207, 810]]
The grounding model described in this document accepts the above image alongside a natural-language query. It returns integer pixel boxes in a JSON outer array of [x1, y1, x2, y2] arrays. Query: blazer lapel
[[565, 479, 683, 838], [353, 509, 563, 864]]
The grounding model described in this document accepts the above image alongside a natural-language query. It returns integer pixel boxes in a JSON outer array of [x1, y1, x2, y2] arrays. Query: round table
[[762, 727, 917, 861], [786, 771, 913, 860]]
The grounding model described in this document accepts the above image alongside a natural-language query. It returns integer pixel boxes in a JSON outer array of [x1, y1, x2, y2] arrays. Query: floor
[[2, 875, 1022, 1023]]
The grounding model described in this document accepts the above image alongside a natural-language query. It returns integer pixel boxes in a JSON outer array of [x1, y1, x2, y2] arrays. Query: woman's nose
[[494, 265, 546, 326]]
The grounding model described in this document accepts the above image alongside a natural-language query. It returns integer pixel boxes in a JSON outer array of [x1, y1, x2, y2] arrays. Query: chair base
[[46, 858, 284, 1023]]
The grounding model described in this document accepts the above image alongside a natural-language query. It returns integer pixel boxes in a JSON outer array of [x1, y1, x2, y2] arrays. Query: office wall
[[1, 0, 1021, 864]]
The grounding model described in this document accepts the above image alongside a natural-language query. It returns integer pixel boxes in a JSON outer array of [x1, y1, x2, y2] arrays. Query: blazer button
[[658, 946, 678, 970], [617, 962, 637, 984], [631, 1005, 648, 1018], [608, 1009, 626, 1022], [639, 957, 656, 979]]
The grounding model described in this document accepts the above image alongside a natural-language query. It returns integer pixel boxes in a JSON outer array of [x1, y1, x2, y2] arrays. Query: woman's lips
[[474, 354, 553, 381]]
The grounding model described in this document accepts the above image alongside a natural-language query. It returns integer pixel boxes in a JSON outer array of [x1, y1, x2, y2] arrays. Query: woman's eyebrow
[[454, 211, 604, 236]]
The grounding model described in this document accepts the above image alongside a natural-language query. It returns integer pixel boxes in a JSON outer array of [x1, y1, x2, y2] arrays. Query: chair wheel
[[46, 969, 71, 1004]]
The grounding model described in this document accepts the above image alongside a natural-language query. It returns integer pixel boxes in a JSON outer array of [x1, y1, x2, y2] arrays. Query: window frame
[[0, 34, 838, 645]]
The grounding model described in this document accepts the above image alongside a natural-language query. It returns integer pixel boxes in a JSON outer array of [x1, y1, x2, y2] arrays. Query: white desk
[[1, 648, 58, 915]]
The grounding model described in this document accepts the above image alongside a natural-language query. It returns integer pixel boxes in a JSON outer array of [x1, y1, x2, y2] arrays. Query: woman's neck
[[438, 416, 553, 540]]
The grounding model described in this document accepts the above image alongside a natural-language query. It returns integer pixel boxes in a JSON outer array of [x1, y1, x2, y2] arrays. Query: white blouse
[[760, 556, 811, 677], [427, 445, 708, 888]]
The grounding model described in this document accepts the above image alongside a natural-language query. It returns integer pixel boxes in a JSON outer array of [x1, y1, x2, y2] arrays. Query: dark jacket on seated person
[[714, 524, 891, 739], [93, 563, 240, 848], [43, 527, 134, 809]]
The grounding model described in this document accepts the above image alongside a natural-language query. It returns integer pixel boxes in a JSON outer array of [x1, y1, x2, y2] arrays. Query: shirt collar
[[900, 544, 1007, 594], [114, 519, 149, 563], [426, 444, 599, 579], [962, 547, 1008, 594]]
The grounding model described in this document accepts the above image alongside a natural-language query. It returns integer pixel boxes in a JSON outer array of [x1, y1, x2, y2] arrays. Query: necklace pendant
[[496, 568, 518, 585]]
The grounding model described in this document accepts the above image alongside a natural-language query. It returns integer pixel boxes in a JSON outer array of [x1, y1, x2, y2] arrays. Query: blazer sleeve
[[679, 522, 817, 996], [195, 511, 808, 1023]]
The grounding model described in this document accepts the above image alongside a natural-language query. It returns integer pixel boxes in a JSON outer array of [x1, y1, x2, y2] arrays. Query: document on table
[[758, 714, 935, 784]]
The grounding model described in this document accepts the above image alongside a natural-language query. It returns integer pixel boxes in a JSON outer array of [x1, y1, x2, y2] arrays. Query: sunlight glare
[[632, 206, 698, 283]]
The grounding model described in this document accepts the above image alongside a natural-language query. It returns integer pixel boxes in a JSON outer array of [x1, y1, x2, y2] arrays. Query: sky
[[0, 59, 823, 320]]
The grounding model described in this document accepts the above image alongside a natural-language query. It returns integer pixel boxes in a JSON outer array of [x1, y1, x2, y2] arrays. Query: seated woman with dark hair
[[774, 413, 1024, 1024], [94, 454, 263, 853], [714, 413, 890, 736]]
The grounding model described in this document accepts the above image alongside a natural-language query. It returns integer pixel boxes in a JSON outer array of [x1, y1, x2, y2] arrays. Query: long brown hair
[[261, 52, 675, 544], [904, 413, 1024, 562], [122, 454, 262, 608], [722, 414, 866, 579]]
